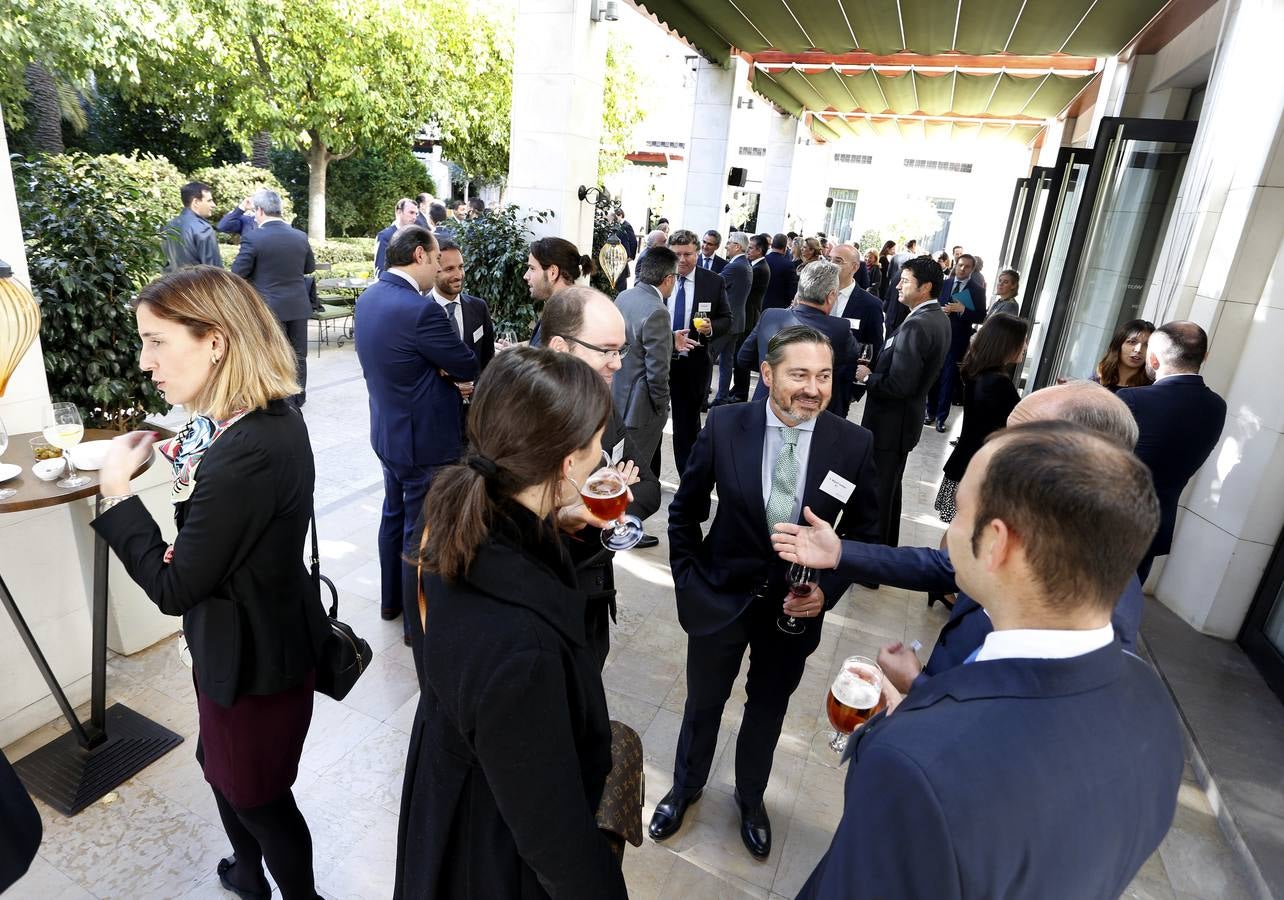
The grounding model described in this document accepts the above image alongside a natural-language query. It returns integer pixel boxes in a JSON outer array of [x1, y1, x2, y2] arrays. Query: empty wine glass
[[497, 327, 518, 350], [0, 417, 15, 500], [778, 562, 814, 635]]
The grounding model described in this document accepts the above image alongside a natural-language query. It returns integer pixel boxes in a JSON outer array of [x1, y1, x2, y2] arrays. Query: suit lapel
[[460, 296, 480, 348], [732, 403, 769, 529]]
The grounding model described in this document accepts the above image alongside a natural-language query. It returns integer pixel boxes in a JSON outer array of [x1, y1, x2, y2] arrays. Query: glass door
[[1034, 117, 1197, 388], [1014, 147, 1095, 392], [1240, 527, 1284, 705], [1009, 167, 1054, 276], [999, 178, 1029, 267]]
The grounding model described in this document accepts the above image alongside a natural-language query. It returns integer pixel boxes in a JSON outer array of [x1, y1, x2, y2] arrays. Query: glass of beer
[[778, 562, 813, 635], [43, 402, 90, 489], [579, 451, 642, 551], [825, 655, 883, 754]]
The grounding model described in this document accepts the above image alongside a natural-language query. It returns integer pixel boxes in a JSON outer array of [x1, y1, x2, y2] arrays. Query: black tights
[[211, 784, 317, 900]]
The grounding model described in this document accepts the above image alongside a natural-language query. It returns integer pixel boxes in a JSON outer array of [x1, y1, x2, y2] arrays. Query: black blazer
[[698, 253, 727, 274], [720, 255, 753, 334], [231, 220, 316, 322], [1118, 374, 1226, 556], [832, 284, 885, 357], [0, 750, 39, 892], [92, 402, 330, 707], [800, 643, 1183, 899], [459, 293, 495, 374], [942, 370, 1019, 481], [669, 400, 880, 636], [745, 257, 771, 323], [395, 504, 627, 899], [861, 304, 951, 454], [762, 250, 798, 310], [670, 266, 733, 367]]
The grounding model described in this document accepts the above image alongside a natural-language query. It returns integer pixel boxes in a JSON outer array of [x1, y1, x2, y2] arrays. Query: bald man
[[772, 380, 1145, 693], [827, 244, 884, 409], [630, 229, 671, 289]]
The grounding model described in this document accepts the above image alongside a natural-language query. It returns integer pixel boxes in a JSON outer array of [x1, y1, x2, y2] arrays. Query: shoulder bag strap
[[311, 511, 337, 619]]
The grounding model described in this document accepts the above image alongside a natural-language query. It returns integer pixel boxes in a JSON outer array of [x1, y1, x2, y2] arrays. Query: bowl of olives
[[29, 436, 64, 461]]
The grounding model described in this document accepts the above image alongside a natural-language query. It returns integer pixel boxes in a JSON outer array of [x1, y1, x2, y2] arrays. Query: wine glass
[[43, 402, 90, 489], [496, 327, 518, 351], [778, 562, 814, 635], [0, 417, 15, 501], [576, 451, 643, 551], [823, 655, 884, 755], [857, 343, 873, 366]]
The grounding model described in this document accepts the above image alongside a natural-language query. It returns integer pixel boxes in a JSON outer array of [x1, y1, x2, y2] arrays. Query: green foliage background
[[453, 205, 551, 338], [269, 147, 432, 238]]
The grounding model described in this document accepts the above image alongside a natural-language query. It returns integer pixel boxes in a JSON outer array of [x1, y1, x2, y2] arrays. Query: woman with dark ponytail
[[394, 347, 628, 900]]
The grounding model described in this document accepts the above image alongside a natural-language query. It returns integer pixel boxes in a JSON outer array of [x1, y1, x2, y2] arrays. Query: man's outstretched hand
[[771, 506, 841, 570]]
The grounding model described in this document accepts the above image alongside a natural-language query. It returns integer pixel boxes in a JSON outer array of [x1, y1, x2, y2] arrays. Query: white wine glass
[[0, 417, 15, 500], [43, 402, 90, 489]]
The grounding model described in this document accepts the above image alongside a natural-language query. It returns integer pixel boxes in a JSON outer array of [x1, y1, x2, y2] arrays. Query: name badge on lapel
[[697, 302, 712, 313], [882, 335, 895, 351], [819, 470, 856, 503], [846, 318, 861, 331], [473, 324, 485, 343], [611, 439, 625, 465]]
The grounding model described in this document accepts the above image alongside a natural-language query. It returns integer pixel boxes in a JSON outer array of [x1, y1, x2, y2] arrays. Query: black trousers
[[673, 593, 825, 806], [670, 353, 711, 476], [873, 448, 908, 548], [281, 318, 308, 407]]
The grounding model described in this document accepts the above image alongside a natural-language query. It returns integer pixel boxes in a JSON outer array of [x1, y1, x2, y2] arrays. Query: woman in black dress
[[95, 267, 329, 899], [395, 347, 628, 899], [934, 313, 1030, 523]]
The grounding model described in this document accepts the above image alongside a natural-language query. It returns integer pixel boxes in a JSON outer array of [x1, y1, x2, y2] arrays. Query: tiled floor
[[5, 341, 1257, 899]]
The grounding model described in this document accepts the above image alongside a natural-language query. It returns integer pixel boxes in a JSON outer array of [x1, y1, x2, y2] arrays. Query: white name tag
[[883, 336, 895, 350], [698, 302, 712, 313], [819, 470, 856, 503], [473, 324, 484, 342], [847, 318, 861, 330], [611, 439, 625, 465]]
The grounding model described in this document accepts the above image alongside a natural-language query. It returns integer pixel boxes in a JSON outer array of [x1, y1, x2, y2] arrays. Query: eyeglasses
[[564, 335, 629, 360]]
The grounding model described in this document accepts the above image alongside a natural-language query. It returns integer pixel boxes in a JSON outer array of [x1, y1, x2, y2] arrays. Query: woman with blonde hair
[[94, 265, 329, 900], [796, 236, 823, 271]]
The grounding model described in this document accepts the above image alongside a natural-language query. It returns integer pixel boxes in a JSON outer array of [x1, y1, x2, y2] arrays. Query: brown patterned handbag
[[595, 720, 645, 859]]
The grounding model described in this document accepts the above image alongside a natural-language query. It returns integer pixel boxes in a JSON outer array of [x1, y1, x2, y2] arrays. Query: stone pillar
[[506, 0, 608, 252], [1139, 0, 1284, 637], [681, 57, 740, 237], [757, 111, 799, 235]]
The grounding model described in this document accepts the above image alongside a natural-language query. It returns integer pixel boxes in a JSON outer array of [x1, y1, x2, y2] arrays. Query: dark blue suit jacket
[[216, 207, 256, 236], [1118, 374, 1226, 557], [720, 255, 753, 334], [374, 223, 397, 274], [354, 272, 479, 469], [459, 293, 495, 374], [668, 401, 880, 637], [832, 283, 885, 354], [799, 642, 1184, 899], [939, 276, 987, 357], [698, 253, 726, 274], [761, 251, 798, 310], [735, 305, 855, 416], [835, 542, 1144, 671], [230, 220, 316, 322]]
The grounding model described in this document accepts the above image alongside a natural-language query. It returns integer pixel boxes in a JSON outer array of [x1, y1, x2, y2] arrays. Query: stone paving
[[5, 338, 1256, 899]]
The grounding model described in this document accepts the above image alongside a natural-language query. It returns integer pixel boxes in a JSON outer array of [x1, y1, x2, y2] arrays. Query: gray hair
[[250, 189, 283, 217], [644, 229, 667, 249], [798, 259, 839, 305], [635, 245, 677, 287], [728, 231, 750, 249], [765, 324, 832, 368]]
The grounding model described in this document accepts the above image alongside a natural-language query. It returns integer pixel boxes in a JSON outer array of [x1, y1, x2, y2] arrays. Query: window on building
[[833, 153, 873, 165], [739, 146, 767, 157], [903, 158, 974, 174], [736, 96, 756, 109], [919, 197, 955, 253], [646, 140, 686, 150], [824, 189, 860, 245]]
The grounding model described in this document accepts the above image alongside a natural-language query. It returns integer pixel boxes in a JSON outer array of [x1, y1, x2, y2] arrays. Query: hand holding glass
[[43, 403, 89, 489], [825, 656, 884, 754], [778, 562, 814, 635], [577, 451, 643, 551]]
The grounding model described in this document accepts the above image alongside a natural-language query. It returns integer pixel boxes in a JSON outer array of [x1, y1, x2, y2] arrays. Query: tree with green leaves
[[599, 34, 643, 181]]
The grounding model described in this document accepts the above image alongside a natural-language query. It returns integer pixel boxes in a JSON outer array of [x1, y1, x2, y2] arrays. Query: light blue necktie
[[963, 647, 981, 664], [765, 427, 800, 531]]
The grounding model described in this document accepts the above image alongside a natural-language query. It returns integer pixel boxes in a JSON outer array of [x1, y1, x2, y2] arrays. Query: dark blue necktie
[[673, 275, 687, 330]]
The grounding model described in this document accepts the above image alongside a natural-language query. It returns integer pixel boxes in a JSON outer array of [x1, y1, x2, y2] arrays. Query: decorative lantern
[[0, 259, 40, 397], [598, 234, 628, 286]]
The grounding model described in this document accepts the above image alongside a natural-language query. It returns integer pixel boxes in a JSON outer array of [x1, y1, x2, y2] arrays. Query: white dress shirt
[[430, 287, 465, 337], [830, 282, 856, 319], [668, 271, 695, 333], [760, 402, 817, 526], [973, 622, 1115, 662], [386, 268, 422, 293]]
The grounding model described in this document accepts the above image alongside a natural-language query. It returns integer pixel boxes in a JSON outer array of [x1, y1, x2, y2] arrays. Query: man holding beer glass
[[650, 325, 879, 859], [788, 423, 1183, 899]]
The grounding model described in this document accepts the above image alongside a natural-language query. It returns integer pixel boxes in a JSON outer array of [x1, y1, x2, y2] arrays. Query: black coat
[[92, 401, 329, 707], [861, 304, 951, 454], [231, 220, 316, 322], [0, 750, 40, 892], [942, 370, 1020, 481], [395, 503, 627, 899]]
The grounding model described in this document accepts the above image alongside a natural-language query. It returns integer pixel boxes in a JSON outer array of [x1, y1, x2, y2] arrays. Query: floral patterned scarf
[[157, 409, 249, 503]]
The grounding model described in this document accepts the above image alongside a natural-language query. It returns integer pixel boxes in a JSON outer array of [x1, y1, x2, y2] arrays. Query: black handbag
[[310, 513, 374, 700]]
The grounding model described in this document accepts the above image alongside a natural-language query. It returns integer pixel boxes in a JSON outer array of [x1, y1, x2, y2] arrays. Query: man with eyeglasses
[[541, 286, 662, 666]]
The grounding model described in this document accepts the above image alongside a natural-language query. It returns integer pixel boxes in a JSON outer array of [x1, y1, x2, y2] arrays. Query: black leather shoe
[[217, 857, 270, 900], [636, 533, 659, 549], [735, 791, 772, 858], [403, 634, 413, 647], [923, 415, 934, 426], [649, 787, 701, 840], [380, 607, 402, 621], [935, 420, 947, 433]]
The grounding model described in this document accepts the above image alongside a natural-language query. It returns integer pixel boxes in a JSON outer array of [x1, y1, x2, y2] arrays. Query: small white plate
[[0, 462, 20, 484], [70, 440, 113, 471]]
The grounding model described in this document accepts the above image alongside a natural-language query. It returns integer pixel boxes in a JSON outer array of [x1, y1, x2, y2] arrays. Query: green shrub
[[191, 162, 295, 235], [270, 145, 433, 238], [454, 205, 552, 338], [219, 238, 373, 268], [13, 153, 170, 428]]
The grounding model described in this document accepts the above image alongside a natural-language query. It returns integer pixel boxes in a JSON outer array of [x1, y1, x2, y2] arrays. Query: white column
[[757, 111, 800, 234], [681, 58, 738, 237], [506, 0, 608, 252]]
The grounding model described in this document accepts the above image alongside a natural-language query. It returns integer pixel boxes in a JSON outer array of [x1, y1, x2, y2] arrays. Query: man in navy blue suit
[[926, 253, 987, 430], [374, 198, 419, 275], [793, 421, 1184, 899], [775, 380, 1147, 692], [761, 233, 799, 310], [354, 226, 478, 648], [650, 325, 880, 860], [430, 239, 495, 395], [736, 260, 856, 416], [710, 232, 753, 405], [1119, 321, 1226, 582], [697, 229, 727, 273]]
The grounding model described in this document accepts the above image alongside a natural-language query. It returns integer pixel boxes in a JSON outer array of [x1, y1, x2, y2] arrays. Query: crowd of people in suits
[[0, 180, 1229, 900]]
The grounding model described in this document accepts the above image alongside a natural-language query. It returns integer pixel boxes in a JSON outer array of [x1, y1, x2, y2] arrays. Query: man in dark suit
[[354, 226, 478, 644], [1118, 321, 1226, 582], [856, 256, 950, 549], [431, 240, 495, 409], [737, 260, 855, 416], [827, 243, 885, 409], [650, 325, 880, 859], [231, 189, 316, 406], [710, 232, 753, 406], [729, 233, 773, 402], [880, 238, 916, 305], [374, 198, 420, 275], [926, 253, 988, 430], [427, 201, 455, 245], [163, 181, 223, 271], [794, 422, 1183, 899], [762, 233, 799, 310], [697, 229, 726, 273], [413, 192, 433, 229], [667, 229, 733, 475]]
